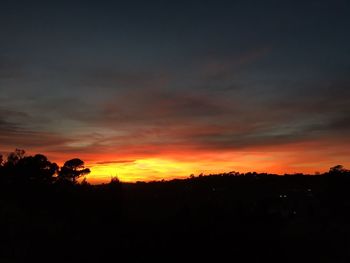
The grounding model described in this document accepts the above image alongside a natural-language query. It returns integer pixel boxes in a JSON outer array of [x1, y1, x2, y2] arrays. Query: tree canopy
[[58, 158, 91, 184], [0, 149, 89, 185]]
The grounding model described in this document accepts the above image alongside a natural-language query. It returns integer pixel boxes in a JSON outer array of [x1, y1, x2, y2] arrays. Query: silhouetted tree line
[[1, 149, 349, 186], [0, 149, 90, 185]]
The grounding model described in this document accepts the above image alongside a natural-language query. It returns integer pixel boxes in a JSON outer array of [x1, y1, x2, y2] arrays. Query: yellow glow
[[86, 153, 274, 183], [88, 158, 199, 183]]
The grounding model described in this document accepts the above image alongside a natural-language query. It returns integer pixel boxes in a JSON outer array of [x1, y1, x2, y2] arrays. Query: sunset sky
[[1, 0, 350, 183]]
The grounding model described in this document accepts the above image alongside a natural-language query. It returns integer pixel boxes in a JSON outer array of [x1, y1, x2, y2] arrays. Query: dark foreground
[[1, 174, 350, 262]]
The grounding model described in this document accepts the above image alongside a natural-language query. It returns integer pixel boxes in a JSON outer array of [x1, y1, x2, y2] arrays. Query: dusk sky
[[1, 0, 350, 182]]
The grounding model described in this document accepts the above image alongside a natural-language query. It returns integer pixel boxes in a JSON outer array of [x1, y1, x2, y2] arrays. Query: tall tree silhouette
[[58, 158, 90, 184]]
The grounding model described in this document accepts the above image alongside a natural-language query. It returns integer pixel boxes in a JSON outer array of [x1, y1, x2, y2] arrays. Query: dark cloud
[[0, 107, 73, 152], [0, 0, 349, 172], [82, 68, 170, 90], [67, 88, 231, 127], [0, 107, 30, 133], [0, 118, 18, 134]]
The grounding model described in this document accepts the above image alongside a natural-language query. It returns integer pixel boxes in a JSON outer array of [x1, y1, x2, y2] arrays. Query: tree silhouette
[[16, 154, 59, 183], [58, 158, 91, 184], [0, 150, 59, 184], [329, 165, 349, 176], [6, 148, 25, 166]]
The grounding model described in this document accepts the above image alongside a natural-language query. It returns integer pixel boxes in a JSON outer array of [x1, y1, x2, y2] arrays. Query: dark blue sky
[[1, 0, 350, 180]]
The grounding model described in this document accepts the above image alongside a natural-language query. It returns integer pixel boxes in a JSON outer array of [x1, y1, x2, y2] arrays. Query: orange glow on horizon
[[5, 137, 350, 184], [85, 147, 350, 184]]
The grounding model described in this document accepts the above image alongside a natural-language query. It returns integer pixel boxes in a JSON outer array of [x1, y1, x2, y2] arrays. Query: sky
[[0, 0, 350, 182]]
